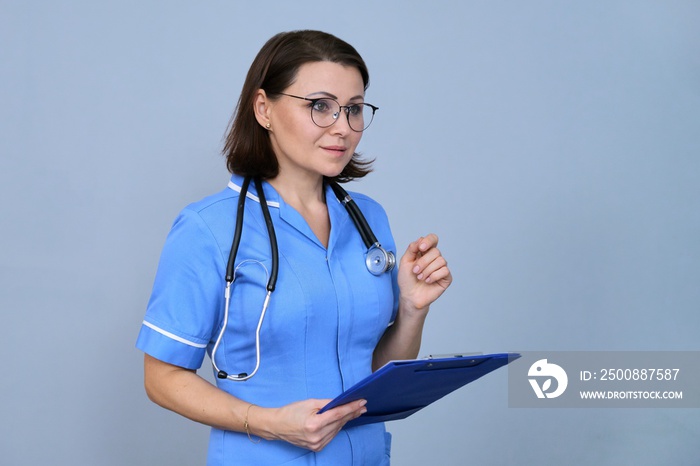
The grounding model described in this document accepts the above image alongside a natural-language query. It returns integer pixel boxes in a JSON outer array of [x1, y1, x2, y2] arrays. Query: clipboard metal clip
[[425, 352, 483, 360]]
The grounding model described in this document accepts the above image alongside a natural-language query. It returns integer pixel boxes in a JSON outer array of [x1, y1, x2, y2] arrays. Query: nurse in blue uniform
[[136, 30, 452, 465]]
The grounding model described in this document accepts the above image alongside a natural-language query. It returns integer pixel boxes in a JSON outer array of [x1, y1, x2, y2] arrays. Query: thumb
[[401, 237, 425, 265]]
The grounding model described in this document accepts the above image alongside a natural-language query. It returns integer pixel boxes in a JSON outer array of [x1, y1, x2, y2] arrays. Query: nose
[[330, 109, 352, 136]]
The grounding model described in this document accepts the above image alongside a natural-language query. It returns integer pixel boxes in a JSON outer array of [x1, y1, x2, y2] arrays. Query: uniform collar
[[226, 174, 350, 251], [226, 174, 347, 209], [227, 174, 281, 208]]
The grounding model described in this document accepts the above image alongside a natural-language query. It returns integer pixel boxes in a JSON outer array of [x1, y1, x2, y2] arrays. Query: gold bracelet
[[243, 404, 261, 444]]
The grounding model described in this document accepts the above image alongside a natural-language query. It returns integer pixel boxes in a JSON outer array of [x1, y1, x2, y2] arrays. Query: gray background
[[2, 1, 699, 465]]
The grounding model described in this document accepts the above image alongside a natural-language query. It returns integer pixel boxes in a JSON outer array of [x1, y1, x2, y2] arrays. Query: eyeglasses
[[277, 93, 379, 132]]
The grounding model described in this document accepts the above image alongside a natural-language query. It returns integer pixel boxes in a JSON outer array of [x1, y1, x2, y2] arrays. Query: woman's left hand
[[397, 233, 452, 312]]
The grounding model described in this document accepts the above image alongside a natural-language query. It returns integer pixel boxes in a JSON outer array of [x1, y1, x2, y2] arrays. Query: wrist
[[398, 298, 430, 319], [243, 404, 261, 443], [243, 405, 279, 442]]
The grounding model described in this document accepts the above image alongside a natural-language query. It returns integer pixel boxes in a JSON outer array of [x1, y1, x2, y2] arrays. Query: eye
[[312, 99, 332, 113], [347, 104, 363, 116]]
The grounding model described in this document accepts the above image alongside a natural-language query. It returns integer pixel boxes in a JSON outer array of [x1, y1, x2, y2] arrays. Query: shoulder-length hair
[[223, 30, 373, 182]]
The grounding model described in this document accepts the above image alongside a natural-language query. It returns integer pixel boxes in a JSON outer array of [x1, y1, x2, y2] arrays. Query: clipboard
[[319, 352, 520, 427]]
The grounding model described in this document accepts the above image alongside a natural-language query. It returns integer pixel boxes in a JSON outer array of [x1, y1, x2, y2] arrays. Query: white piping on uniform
[[227, 181, 280, 208], [142, 321, 208, 349]]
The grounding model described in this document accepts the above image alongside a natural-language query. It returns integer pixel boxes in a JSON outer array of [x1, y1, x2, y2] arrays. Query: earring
[[265, 123, 271, 130]]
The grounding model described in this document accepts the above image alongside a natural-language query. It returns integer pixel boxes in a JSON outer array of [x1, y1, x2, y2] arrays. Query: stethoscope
[[211, 176, 396, 381]]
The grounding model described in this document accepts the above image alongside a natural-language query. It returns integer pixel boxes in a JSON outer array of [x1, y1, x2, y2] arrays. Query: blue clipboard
[[319, 352, 520, 427]]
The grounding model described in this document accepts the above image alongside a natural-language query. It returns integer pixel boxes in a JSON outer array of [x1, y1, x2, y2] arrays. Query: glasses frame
[[276, 92, 379, 132]]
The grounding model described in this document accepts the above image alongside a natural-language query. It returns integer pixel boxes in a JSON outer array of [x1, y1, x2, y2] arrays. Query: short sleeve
[[136, 207, 225, 369]]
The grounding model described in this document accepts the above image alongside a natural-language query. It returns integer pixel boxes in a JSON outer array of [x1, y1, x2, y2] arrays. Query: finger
[[316, 399, 366, 424], [333, 399, 367, 420], [423, 261, 451, 285], [417, 254, 448, 283], [328, 402, 367, 438], [417, 233, 439, 252], [411, 248, 441, 279], [402, 237, 424, 264], [309, 400, 367, 451], [402, 234, 439, 264]]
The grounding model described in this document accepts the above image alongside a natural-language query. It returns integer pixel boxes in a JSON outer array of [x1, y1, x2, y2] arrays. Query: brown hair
[[223, 30, 373, 182]]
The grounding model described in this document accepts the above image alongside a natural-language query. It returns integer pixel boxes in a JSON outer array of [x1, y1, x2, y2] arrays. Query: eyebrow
[[306, 91, 365, 101]]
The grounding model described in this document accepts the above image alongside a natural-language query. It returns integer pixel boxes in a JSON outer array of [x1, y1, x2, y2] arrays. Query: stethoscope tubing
[[328, 181, 377, 249], [215, 177, 279, 381], [213, 176, 394, 381], [254, 178, 279, 292], [225, 176, 250, 283]]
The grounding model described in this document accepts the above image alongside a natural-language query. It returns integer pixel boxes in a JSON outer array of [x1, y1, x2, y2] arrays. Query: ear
[[253, 89, 272, 129]]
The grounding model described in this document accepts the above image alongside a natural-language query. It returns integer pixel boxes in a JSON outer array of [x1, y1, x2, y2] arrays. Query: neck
[[267, 171, 331, 248], [267, 173, 326, 208]]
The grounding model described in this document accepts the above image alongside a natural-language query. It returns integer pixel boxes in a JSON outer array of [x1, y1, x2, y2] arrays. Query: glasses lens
[[310, 99, 340, 128], [346, 104, 375, 132]]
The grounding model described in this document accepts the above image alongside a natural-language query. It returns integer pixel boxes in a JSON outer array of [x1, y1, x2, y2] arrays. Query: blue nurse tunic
[[136, 174, 399, 465]]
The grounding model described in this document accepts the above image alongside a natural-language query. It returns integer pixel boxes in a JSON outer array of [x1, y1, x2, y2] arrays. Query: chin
[[321, 166, 349, 179], [318, 161, 351, 179]]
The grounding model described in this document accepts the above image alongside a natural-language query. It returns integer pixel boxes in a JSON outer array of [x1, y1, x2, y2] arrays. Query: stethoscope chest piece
[[328, 180, 396, 277], [366, 244, 396, 276]]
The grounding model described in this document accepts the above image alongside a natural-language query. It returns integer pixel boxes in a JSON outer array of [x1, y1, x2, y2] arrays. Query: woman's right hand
[[252, 398, 367, 452], [143, 354, 366, 452]]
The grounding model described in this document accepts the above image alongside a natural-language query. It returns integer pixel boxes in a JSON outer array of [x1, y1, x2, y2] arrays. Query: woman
[[136, 30, 452, 465]]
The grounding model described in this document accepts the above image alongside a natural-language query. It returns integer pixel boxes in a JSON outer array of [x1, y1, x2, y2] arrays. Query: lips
[[322, 145, 348, 156]]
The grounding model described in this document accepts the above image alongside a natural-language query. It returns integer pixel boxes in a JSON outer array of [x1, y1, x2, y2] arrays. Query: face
[[257, 61, 366, 183]]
